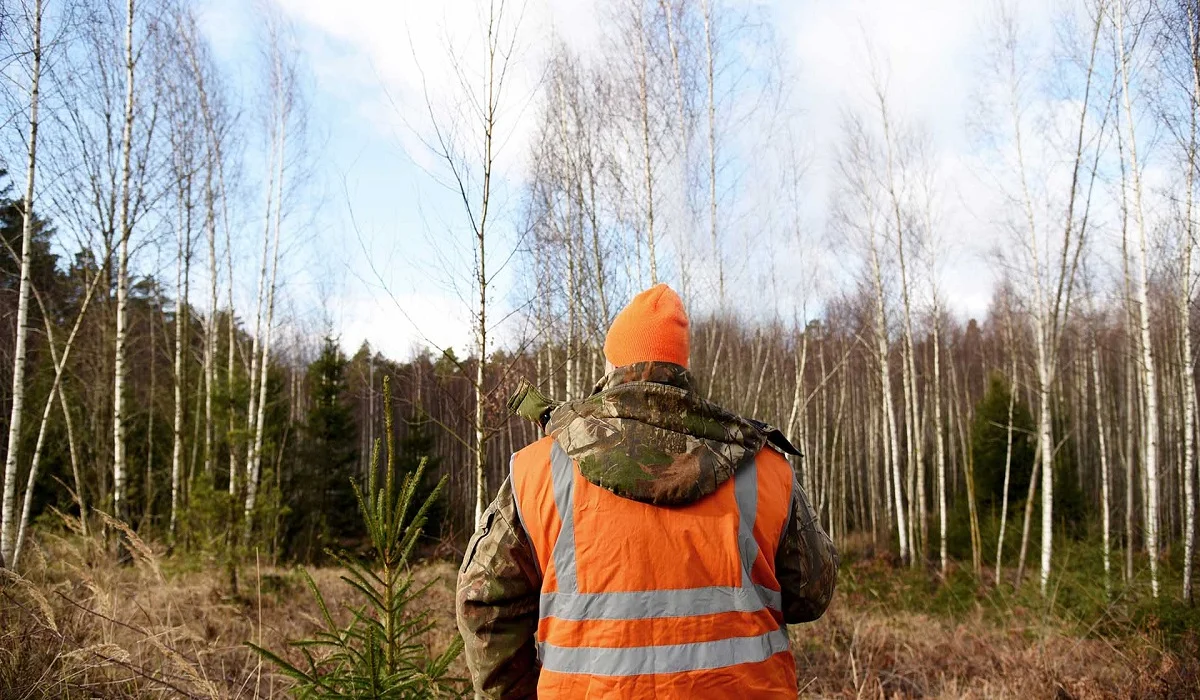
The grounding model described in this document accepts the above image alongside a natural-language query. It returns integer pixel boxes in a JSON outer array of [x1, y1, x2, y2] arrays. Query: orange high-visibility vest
[[510, 436, 798, 699]]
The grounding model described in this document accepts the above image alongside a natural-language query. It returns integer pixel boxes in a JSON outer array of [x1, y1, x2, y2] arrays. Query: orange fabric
[[509, 437, 798, 699], [750, 448, 796, 590], [537, 657, 798, 700], [509, 437, 560, 586], [603, 284, 690, 368], [539, 610, 779, 648], [573, 467, 741, 592]]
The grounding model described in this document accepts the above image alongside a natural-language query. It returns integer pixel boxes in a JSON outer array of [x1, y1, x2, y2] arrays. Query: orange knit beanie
[[604, 284, 690, 368]]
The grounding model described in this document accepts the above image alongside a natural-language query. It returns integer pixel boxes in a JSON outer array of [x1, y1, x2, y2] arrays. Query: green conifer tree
[[250, 376, 463, 697], [285, 336, 358, 561]]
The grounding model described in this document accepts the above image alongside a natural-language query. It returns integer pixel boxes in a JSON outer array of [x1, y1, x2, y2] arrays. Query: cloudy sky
[[194, 0, 1084, 361]]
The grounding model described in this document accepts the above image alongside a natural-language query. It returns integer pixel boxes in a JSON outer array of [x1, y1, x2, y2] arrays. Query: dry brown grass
[[2, 528, 1197, 698], [0, 528, 464, 699], [791, 602, 1198, 698]]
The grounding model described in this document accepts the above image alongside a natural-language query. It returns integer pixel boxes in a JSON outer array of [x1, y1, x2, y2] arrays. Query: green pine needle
[[249, 376, 465, 698]]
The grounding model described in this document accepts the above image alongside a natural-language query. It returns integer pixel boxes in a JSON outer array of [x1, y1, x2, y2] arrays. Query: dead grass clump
[[790, 596, 1199, 698], [5, 523, 1198, 698], [0, 520, 467, 699]]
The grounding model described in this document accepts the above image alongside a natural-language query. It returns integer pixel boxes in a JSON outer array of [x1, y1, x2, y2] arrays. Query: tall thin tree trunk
[[1180, 0, 1198, 604], [1015, 445, 1041, 586], [171, 179, 193, 543], [203, 176, 216, 478], [242, 103, 279, 500], [1, 0, 42, 567], [245, 103, 287, 543], [932, 309, 948, 575], [1116, 2, 1160, 596], [950, 350, 982, 577], [658, 0, 692, 301], [144, 295, 157, 529], [472, 1, 502, 527], [635, 1, 657, 285], [113, 0, 137, 525], [59, 383, 85, 536], [702, 0, 723, 302], [1093, 334, 1112, 596], [869, 222, 908, 562], [11, 273, 104, 567], [1012, 67, 1056, 593], [996, 308, 1018, 586], [226, 202, 238, 497]]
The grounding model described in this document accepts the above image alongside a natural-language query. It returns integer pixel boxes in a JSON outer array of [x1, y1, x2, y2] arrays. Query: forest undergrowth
[[2, 524, 1197, 699]]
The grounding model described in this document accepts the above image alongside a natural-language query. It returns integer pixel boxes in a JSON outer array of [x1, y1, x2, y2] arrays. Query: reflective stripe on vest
[[533, 441, 788, 677]]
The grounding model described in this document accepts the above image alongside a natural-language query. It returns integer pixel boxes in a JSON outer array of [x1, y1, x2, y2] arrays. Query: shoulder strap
[[745, 418, 802, 457], [506, 378, 560, 430]]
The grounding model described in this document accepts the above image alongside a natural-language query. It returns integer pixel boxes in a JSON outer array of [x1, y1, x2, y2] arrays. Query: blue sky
[[193, 0, 1109, 361]]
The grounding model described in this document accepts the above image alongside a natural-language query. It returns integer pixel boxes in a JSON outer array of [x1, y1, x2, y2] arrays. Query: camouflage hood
[[508, 361, 797, 506]]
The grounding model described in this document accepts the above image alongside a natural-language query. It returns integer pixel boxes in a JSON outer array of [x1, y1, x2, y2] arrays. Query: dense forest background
[[0, 0, 1197, 617]]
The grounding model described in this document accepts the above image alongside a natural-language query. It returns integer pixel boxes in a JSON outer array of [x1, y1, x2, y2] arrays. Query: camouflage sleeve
[[775, 476, 839, 624], [455, 476, 542, 699]]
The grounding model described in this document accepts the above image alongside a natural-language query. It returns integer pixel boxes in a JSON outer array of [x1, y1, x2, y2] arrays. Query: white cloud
[[337, 289, 474, 361], [196, 0, 1137, 357]]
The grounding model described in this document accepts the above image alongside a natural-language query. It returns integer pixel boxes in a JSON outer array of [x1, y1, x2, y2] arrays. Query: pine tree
[[284, 337, 358, 561], [250, 376, 462, 697], [397, 406, 444, 538], [971, 372, 1035, 506]]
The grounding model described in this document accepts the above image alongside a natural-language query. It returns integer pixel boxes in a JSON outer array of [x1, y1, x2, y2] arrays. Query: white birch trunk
[[113, 0, 137, 523], [995, 312, 1018, 586], [869, 223, 909, 562], [170, 180, 192, 542], [1180, 0, 1198, 603], [1035, 344, 1054, 593], [203, 175, 216, 478], [1010, 54, 1055, 594], [242, 127, 278, 498], [226, 190, 238, 497], [1093, 336, 1112, 596], [702, 0, 723, 301], [932, 309, 948, 575], [244, 109, 287, 543], [472, 2, 501, 527], [635, 1, 657, 285], [58, 382, 85, 534], [875, 81, 925, 562], [1116, 2, 1160, 596], [12, 274, 104, 567], [1, 0, 42, 566]]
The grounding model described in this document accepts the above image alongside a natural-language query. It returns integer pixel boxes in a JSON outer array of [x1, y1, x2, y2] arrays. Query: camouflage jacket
[[456, 362, 839, 699]]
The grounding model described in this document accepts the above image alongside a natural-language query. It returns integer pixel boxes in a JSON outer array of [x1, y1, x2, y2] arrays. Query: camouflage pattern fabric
[[456, 478, 542, 699], [777, 478, 840, 623], [506, 378, 556, 430], [546, 361, 777, 505], [457, 360, 838, 699]]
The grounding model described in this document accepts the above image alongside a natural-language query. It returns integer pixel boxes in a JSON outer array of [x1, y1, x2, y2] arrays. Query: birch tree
[[112, 0, 138, 523], [417, 0, 526, 527], [1091, 305, 1113, 595], [10, 269, 106, 567], [166, 33, 202, 542], [0, 0, 44, 567], [244, 13, 299, 541], [1158, 0, 1199, 605], [837, 113, 909, 563], [995, 290, 1019, 585], [872, 74, 925, 563], [1114, 0, 1161, 597], [987, 0, 1104, 593], [1182, 0, 1199, 605]]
